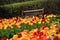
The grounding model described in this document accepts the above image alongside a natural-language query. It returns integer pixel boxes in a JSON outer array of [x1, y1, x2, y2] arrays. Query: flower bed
[[0, 14, 60, 40], [9, 27, 60, 40]]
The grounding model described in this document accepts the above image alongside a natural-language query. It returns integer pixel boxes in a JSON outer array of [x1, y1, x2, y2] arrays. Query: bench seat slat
[[23, 8, 44, 13]]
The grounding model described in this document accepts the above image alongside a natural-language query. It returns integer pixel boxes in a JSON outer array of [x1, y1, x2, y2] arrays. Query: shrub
[[0, 0, 60, 18]]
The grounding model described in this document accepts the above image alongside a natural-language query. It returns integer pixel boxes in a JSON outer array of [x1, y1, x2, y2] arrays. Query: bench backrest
[[22, 8, 44, 17]]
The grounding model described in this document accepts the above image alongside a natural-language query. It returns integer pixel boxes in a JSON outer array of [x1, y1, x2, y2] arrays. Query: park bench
[[22, 8, 44, 18]]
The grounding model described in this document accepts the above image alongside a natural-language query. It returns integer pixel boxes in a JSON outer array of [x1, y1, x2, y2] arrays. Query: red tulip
[[0, 18, 2, 23], [57, 28, 60, 34], [18, 33, 22, 38], [42, 26, 46, 30], [1, 37, 7, 40], [37, 30, 43, 36], [33, 30, 43, 38], [40, 35, 49, 40], [34, 32, 37, 36], [17, 19, 21, 22], [58, 37, 60, 40], [42, 19, 46, 24], [53, 36, 60, 40], [32, 19, 35, 21], [53, 36, 58, 40]]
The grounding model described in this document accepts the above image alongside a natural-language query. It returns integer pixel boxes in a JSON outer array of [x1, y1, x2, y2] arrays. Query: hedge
[[0, 0, 60, 18], [0, 0, 35, 5], [0, 0, 47, 5], [0, 0, 46, 5]]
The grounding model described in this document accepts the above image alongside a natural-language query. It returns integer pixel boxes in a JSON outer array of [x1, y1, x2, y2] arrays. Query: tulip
[[18, 32, 22, 38], [42, 26, 46, 30], [30, 37, 38, 40], [40, 35, 49, 40], [13, 35, 18, 38], [21, 38, 27, 40], [53, 36, 58, 40], [1, 37, 7, 40], [57, 34, 60, 38], [42, 19, 46, 24], [17, 19, 21, 22], [38, 21, 41, 24], [57, 28, 60, 34]]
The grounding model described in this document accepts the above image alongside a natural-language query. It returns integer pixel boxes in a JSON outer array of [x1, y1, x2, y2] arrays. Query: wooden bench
[[22, 8, 44, 18]]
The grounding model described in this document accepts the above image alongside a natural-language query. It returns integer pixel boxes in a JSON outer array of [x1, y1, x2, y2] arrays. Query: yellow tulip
[[50, 23, 56, 31], [29, 23, 33, 25], [4, 24, 8, 29], [36, 17, 39, 21], [48, 34, 52, 38], [10, 26, 13, 28], [17, 25, 21, 28], [0, 26, 2, 29], [0, 23, 3, 29], [57, 34, 60, 38], [38, 21, 41, 24], [21, 32, 27, 37], [13, 34, 18, 38]]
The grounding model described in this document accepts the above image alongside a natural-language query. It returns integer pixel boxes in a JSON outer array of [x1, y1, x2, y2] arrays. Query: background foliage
[[0, 0, 46, 5], [0, 0, 60, 18]]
